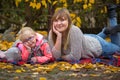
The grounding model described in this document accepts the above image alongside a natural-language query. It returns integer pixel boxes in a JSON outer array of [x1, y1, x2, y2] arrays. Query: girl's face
[[23, 35, 37, 48], [53, 16, 68, 33]]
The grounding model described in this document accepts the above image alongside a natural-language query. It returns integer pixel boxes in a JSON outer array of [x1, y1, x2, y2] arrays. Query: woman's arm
[[48, 27, 62, 60], [61, 26, 85, 61]]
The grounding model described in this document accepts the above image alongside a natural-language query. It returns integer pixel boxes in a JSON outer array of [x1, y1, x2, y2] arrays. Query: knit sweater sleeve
[[48, 30, 61, 59], [64, 25, 85, 61]]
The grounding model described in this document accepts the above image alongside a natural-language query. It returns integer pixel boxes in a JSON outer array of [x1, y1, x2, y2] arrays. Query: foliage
[[0, 0, 119, 32]]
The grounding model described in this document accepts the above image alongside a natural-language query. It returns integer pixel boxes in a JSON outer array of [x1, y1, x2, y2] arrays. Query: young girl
[[48, 7, 120, 62], [0, 27, 54, 64]]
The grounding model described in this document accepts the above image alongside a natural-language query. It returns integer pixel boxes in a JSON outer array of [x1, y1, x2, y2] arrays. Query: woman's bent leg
[[97, 28, 107, 39], [109, 18, 120, 46]]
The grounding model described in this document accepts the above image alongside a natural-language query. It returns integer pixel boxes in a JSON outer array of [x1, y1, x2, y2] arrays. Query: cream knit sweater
[[48, 25, 102, 61]]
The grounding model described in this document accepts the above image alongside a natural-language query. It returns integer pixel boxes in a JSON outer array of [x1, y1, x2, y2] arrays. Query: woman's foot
[[107, 4, 117, 18]]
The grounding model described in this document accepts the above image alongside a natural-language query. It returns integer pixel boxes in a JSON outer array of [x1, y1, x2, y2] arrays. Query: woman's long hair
[[50, 8, 72, 50]]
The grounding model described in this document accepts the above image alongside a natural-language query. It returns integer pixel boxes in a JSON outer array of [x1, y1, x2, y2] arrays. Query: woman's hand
[[53, 24, 62, 37]]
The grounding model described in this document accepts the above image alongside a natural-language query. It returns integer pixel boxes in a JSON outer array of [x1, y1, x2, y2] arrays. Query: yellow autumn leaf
[[105, 37, 111, 42], [84, 0, 88, 3], [21, 67, 26, 72], [55, 7, 62, 12], [2, 41, 8, 45], [2, 65, 13, 69], [58, 62, 71, 71], [0, 34, 2, 39], [84, 63, 94, 69], [23, 64, 33, 68], [69, 73, 77, 77], [83, 4, 88, 9], [79, 0, 82, 2], [74, 64, 81, 68], [72, 19, 76, 24], [41, 0, 47, 8], [76, 17, 81, 27], [100, 9, 104, 13], [104, 70, 111, 73], [58, 61, 70, 65], [88, 3, 92, 8], [76, 17, 81, 24], [0, 46, 7, 50], [73, 0, 77, 3], [104, 6, 107, 13], [60, 0, 66, 3], [30, 2, 36, 8], [34, 0, 36, 2], [39, 77, 47, 80], [48, 0, 51, 3], [74, 0, 82, 3], [70, 13, 76, 18], [36, 3, 41, 9], [71, 64, 78, 70], [116, 0, 120, 4], [81, 73, 88, 77], [15, 1, 19, 7], [89, 0, 95, 4], [36, 31, 47, 37], [48, 63, 57, 69], [25, 0, 29, 2], [107, 66, 120, 73], [52, 1, 58, 5], [15, 0, 22, 7], [0, 41, 8, 50], [90, 74, 100, 77], [76, 22, 81, 27], [32, 67, 42, 72], [63, 3, 67, 7], [16, 69, 22, 73]]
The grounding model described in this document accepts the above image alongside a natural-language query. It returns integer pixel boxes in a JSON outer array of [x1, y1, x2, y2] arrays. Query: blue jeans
[[88, 34, 120, 56], [97, 17, 120, 56], [98, 17, 120, 46], [109, 18, 120, 47]]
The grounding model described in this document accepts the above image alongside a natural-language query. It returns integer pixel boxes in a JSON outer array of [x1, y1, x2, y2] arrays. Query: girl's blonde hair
[[18, 27, 36, 42], [51, 8, 72, 50]]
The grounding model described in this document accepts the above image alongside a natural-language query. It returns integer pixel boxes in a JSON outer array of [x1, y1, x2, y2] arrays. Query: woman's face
[[23, 35, 37, 48], [53, 16, 68, 33]]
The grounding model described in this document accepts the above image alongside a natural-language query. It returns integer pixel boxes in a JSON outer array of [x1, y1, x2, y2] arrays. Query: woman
[[0, 27, 54, 64], [48, 7, 120, 62]]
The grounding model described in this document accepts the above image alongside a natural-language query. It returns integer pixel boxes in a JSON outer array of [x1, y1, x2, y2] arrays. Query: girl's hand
[[24, 44, 31, 52], [31, 57, 37, 63]]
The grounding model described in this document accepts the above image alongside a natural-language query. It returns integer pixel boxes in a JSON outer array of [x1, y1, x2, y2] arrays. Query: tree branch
[[0, 15, 22, 26]]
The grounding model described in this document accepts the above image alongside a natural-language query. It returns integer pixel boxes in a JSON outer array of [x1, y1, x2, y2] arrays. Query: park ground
[[0, 61, 120, 80]]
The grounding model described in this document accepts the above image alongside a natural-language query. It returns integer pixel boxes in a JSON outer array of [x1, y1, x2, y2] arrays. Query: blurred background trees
[[0, 0, 120, 41]]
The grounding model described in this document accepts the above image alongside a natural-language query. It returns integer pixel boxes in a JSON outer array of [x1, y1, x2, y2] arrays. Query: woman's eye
[[55, 19, 58, 22], [61, 18, 66, 21]]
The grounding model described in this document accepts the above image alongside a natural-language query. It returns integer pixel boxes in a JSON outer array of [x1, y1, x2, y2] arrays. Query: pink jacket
[[16, 33, 54, 64]]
